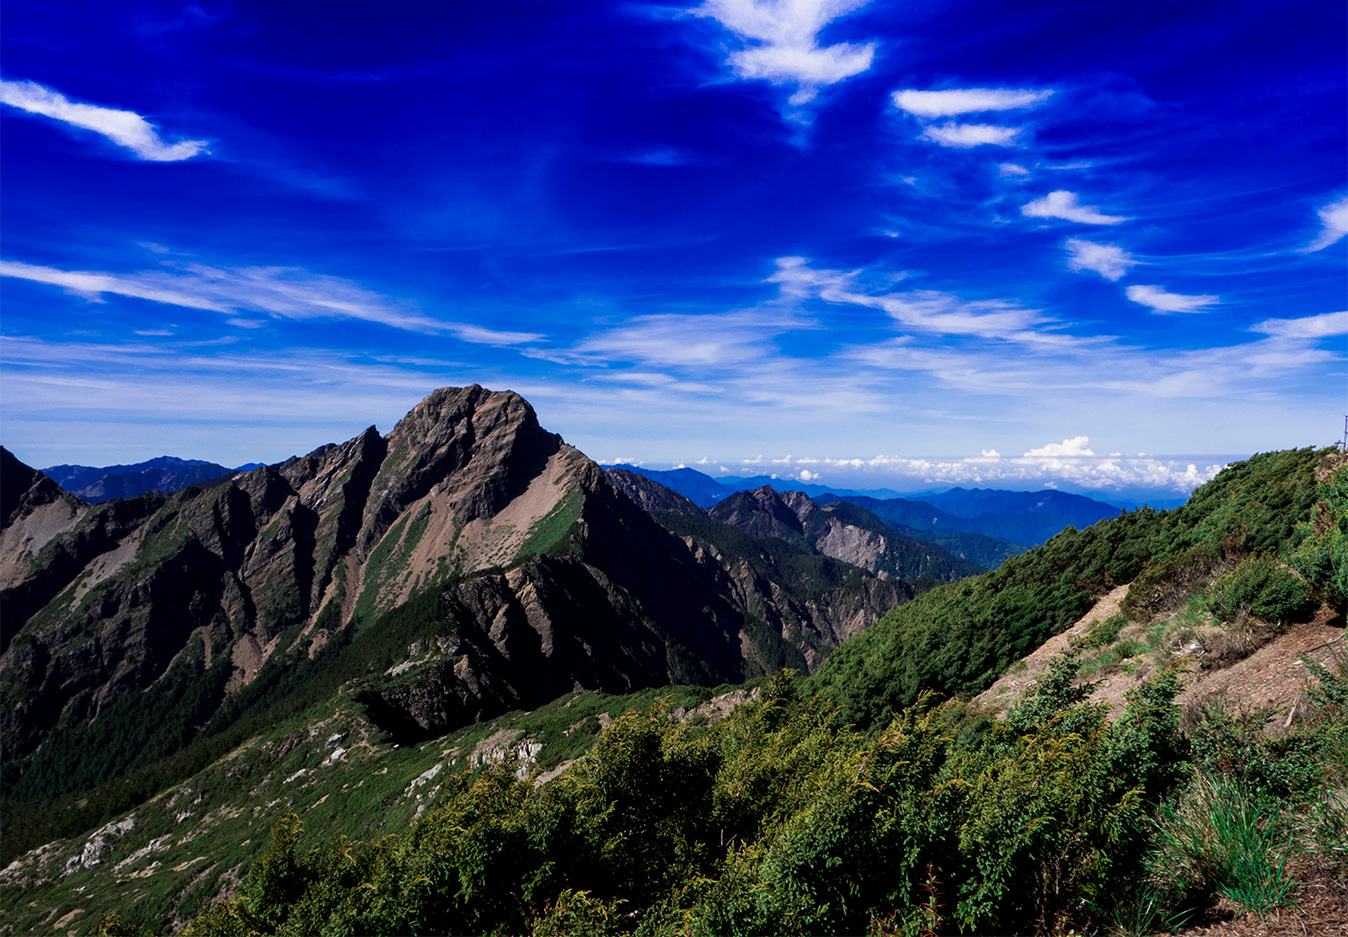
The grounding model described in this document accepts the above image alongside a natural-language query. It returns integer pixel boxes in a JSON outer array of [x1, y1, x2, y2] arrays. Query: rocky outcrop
[[1, 387, 912, 801], [709, 485, 985, 583]]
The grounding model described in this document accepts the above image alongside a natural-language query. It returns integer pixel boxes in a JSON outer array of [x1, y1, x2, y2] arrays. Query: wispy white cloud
[[922, 123, 1019, 147], [998, 162, 1030, 178], [854, 290, 1050, 341], [1022, 190, 1128, 225], [1250, 310, 1348, 340], [0, 334, 487, 465], [556, 308, 799, 368], [1125, 284, 1219, 314], [0, 257, 542, 344], [892, 87, 1052, 117], [773, 257, 1082, 346], [1064, 238, 1138, 281], [1304, 195, 1348, 252], [0, 79, 207, 161], [0, 259, 230, 311], [697, 0, 875, 107]]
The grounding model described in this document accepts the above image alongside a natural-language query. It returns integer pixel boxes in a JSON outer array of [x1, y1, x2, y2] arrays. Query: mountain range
[[2, 389, 1341, 936], [2, 387, 956, 840], [35, 454, 1125, 558], [609, 462, 1126, 563], [40, 457, 263, 504]]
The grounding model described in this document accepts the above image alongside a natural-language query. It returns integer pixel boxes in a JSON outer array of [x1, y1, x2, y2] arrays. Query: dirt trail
[[974, 584, 1129, 711], [975, 586, 1344, 726]]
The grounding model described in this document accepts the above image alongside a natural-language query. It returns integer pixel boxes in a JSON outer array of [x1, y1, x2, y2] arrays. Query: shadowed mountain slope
[[0, 387, 913, 831], [708, 485, 986, 584]]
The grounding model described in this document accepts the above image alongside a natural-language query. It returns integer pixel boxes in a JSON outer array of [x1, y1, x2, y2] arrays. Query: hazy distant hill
[[41, 456, 250, 503], [605, 463, 1122, 552], [921, 486, 1122, 522]]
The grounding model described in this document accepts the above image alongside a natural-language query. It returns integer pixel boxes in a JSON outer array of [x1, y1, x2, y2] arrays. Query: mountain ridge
[[0, 441, 1341, 936], [40, 457, 254, 504], [0, 386, 915, 842], [608, 462, 1123, 552]]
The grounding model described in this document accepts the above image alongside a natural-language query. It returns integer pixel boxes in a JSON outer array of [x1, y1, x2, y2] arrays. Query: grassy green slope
[[0, 677, 742, 936]]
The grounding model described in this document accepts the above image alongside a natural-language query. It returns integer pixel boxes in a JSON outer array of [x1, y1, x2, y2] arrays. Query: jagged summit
[[0, 387, 913, 806]]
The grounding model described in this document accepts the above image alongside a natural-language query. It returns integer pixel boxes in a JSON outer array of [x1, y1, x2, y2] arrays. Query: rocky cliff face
[[1, 387, 908, 796], [708, 485, 985, 583]]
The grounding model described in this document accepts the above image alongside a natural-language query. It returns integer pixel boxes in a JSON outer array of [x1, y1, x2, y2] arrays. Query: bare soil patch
[[975, 585, 1343, 726], [973, 584, 1129, 712], [1177, 853, 1348, 936]]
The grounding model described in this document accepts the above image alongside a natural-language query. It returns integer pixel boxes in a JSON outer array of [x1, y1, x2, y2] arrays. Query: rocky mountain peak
[[2, 446, 84, 530], [709, 485, 820, 540], [365, 386, 562, 537], [0, 387, 922, 820]]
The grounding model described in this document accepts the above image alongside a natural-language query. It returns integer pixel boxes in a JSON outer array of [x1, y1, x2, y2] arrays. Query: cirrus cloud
[[0, 78, 208, 161], [1250, 309, 1348, 340], [1064, 238, 1139, 281], [1125, 284, 1219, 314], [0, 256, 542, 344], [1304, 194, 1348, 252], [922, 123, 1020, 147], [697, 0, 876, 106]]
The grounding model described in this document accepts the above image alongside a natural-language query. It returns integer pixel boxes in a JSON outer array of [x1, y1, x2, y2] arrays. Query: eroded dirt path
[[975, 585, 1344, 727]]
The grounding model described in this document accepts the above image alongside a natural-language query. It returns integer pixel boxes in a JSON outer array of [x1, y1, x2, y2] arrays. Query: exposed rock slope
[[605, 467, 705, 516], [709, 485, 985, 583], [1, 387, 909, 803]]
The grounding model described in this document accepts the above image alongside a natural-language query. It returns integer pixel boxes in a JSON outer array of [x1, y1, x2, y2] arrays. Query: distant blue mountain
[[604, 464, 907, 508], [42, 456, 251, 503], [605, 464, 1129, 550], [604, 465, 736, 508], [918, 486, 1124, 523]]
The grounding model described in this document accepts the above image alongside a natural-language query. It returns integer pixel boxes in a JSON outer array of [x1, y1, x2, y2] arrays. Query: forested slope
[[811, 447, 1336, 728], [4, 447, 1343, 936]]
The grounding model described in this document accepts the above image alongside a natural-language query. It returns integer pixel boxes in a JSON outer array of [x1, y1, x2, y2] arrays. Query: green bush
[[182, 667, 1190, 936], [1288, 464, 1348, 607], [1209, 554, 1314, 624], [1120, 545, 1220, 621], [1079, 613, 1127, 650]]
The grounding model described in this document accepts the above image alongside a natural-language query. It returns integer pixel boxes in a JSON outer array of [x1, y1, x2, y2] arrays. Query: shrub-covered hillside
[[9, 448, 1344, 936], [161, 447, 1348, 936], [182, 655, 1344, 937], [810, 447, 1337, 728]]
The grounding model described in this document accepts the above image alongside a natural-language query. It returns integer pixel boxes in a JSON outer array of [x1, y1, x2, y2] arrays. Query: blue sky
[[1, 0, 1344, 498]]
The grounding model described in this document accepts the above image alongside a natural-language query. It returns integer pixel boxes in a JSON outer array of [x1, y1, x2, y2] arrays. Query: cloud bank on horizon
[[624, 435, 1228, 497], [0, 0, 1343, 498]]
